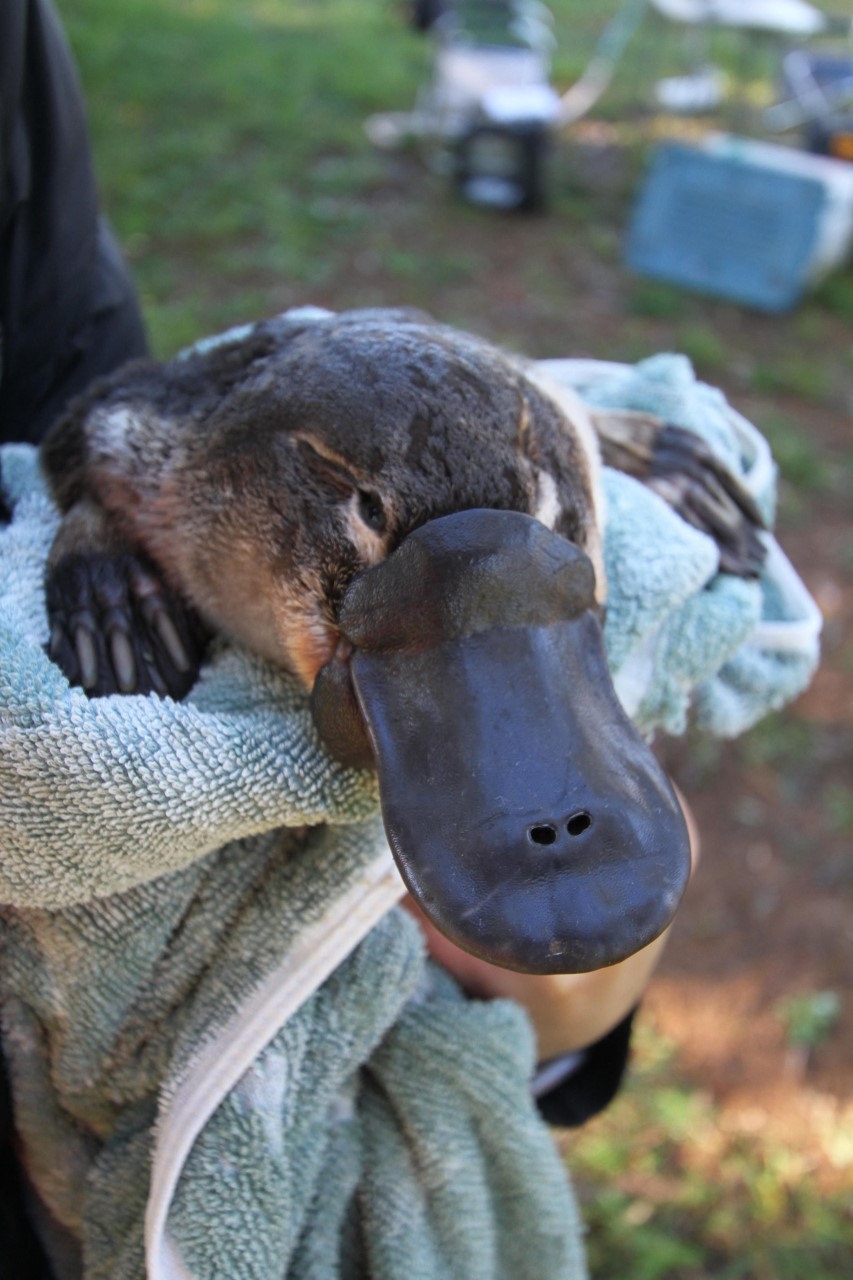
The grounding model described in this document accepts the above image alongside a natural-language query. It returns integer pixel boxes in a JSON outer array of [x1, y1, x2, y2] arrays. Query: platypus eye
[[357, 489, 386, 533]]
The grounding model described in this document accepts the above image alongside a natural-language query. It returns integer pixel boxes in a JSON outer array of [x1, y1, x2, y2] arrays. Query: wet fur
[[42, 310, 605, 689]]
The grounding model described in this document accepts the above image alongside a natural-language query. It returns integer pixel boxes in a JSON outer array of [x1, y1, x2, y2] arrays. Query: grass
[[751, 411, 830, 490], [775, 991, 842, 1051], [57, 1, 853, 1274], [568, 1023, 853, 1280], [731, 714, 853, 867], [751, 360, 832, 405], [61, 0, 853, 373], [62, 0, 434, 351]]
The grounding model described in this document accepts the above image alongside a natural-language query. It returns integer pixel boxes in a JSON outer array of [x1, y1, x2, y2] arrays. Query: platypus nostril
[[527, 823, 558, 846], [566, 811, 592, 837]]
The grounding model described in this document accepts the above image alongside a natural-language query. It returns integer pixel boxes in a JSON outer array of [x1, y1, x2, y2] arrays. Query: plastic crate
[[625, 141, 831, 311]]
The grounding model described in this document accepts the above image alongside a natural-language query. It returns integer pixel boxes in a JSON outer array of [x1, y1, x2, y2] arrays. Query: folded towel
[[0, 445, 585, 1280], [0, 344, 820, 1280], [540, 354, 821, 736]]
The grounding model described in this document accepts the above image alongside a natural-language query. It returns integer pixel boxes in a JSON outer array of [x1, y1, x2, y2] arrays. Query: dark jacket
[[0, 0, 147, 444]]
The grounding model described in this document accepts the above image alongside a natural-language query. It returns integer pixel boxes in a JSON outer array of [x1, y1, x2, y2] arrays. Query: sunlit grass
[[567, 1022, 853, 1280]]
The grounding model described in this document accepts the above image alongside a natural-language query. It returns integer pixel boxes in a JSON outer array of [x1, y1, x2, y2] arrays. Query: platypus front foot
[[46, 548, 207, 699]]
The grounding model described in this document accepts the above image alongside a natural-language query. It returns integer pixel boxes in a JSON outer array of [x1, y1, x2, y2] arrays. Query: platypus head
[[122, 310, 606, 687], [59, 308, 691, 974]]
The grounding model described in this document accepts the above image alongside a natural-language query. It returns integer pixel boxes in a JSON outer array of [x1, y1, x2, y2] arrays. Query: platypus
[[40, 309, 762, 974]]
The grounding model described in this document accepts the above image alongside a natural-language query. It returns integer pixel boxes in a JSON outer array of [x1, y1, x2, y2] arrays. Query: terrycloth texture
[[165, 962, 582, 1280], [0, 445, 585, 1280], [0, 351, 820, 1280], [0, 444, 379, 908], [541, 354, 821, 736]]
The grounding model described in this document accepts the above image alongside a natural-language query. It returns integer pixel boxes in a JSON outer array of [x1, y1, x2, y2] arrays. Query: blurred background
[[58, 1, 852, 1274]]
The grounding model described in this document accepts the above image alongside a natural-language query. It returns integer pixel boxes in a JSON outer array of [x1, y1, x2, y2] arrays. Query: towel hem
[[145, 849, 406, 1280]]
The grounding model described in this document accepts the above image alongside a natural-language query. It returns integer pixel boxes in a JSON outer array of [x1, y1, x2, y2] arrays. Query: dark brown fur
[[41, 309, 604, 689]]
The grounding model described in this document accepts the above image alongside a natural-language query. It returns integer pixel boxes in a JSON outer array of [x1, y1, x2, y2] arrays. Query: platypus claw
[[46, 552, 207, 699]]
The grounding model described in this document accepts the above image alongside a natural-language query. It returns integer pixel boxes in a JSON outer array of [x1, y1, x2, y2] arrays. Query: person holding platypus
[[3, 4, 802, 1279]]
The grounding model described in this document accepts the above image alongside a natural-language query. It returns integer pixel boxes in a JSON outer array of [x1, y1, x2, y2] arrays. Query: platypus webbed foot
[[312, 509, 692, 975], [593, 410, 767, 578], [46, 550, 208, 699]]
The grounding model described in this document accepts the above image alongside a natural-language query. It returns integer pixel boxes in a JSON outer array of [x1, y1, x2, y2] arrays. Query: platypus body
[[40, 309, 706, 973]]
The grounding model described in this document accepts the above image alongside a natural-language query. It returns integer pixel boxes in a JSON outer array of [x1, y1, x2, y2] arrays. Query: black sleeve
[[1, 8, 148, 1276], [0, 1035, 54, 1278], [535, 1008, 636, 1128], [0, 0, 147, 445]]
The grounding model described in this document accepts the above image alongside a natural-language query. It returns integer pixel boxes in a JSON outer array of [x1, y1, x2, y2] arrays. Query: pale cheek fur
[[286, 611, 339, 688], [341, 494, 389, 567], [290, 501, 391, 685], [533, 470, 561, 531], [89, 406, 143, 472], [227, 569, 336, 689], [521, 368, 607, 604]]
